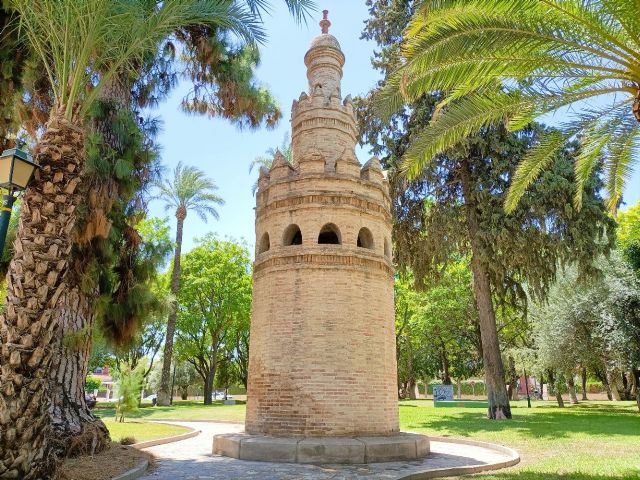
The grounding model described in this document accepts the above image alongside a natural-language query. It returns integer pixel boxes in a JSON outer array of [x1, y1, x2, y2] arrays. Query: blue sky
[[147, 1, 378, 253], [147, 1, 639, 255]]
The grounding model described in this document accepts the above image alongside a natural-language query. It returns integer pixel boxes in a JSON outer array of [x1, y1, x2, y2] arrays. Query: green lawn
[[96, 399, 640, 479], [401, 399, 640, 480], [94, 400, 246, 423], [102, 419, 192, 444]]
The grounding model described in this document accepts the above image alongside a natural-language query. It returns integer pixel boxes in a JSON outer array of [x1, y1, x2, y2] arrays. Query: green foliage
[[114, 362, 145, 422], [617, 201, 640, 272], [359, 1, 615, 314], [376, 0, 640, 213], [395, 263, 481, 393], [531, 253, 640, 390], [10, 0, 265, 121], [174, 235, 252, 402], [85, 376, 102, 393]]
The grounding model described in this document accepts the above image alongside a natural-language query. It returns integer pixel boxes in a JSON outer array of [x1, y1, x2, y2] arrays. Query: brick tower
[[214, 11, 428, 464]]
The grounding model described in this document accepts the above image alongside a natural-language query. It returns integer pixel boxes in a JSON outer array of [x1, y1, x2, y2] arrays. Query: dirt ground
[[60, 443, 152, 480]]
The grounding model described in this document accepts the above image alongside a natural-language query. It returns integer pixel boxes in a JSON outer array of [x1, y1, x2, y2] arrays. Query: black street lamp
[[0, 148, 38, 254]]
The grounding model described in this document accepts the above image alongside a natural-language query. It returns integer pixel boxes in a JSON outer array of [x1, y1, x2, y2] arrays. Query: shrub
[[85, 376, 102, 393]]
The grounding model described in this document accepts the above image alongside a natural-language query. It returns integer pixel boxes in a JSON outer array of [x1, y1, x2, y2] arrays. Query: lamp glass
[[12, 157, 36, 189], [0, 156, 11, 187]]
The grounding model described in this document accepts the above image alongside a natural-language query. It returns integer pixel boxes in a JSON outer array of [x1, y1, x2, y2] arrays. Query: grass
[[94, 400, 246, 423], [95, 399, 640, 479], [101, 418, 192, 443], [400, 399, 640, 480]]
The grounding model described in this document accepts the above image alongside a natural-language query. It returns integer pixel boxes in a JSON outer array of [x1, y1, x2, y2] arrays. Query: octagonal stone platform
[[213, 432, 429, 464]]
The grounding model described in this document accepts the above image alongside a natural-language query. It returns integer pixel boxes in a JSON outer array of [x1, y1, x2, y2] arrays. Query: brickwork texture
[[245, 13, 399, 437]]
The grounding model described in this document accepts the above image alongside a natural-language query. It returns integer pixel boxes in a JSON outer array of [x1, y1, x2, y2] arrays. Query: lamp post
[[0, 148, 38, 254]]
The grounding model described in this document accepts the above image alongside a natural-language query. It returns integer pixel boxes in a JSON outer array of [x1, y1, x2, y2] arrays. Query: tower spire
[[320, 9, 330, 34]]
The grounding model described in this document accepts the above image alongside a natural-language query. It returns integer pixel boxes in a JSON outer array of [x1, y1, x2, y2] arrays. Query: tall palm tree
[[380, 0, 640, 213], [0, 1, 259, 477], [152, 162, 224, 406]]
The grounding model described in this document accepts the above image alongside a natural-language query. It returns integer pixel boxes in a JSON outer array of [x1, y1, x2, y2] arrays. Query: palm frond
[[380, 0, 640, 212], [504, 130, 567, 213]]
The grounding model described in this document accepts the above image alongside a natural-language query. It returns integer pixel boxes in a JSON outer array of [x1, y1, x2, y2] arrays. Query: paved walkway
[[139, 422, 515, 480]]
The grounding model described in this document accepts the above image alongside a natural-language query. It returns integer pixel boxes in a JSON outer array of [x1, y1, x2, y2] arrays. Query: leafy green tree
[[531, 254, 640, 410], [617, 202, 640, 273], [173, 236, 252, 404], [395, 263, 481, 398], [378, 0, 640, 213], [152, 163, 224, 406], [174, 362, 201, 400], [359, 0, 614, 419], [114, 362, 145, 423], [84, 376, 102, 395]]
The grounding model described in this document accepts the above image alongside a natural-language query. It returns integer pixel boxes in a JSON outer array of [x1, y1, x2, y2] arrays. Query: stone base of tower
[[213, 432, 429, 464]]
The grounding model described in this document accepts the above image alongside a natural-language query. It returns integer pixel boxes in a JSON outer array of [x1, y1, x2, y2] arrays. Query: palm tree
[[0, 1, 259, 477], [152, 162, 224, 406], [380, 0, 640, 213]]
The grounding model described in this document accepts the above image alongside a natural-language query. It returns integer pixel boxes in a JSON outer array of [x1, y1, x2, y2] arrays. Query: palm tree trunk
[[460, 159, 511, 420], [157, 213, 185, 406], [0, 114, 86, 479], [47, 77, 131, 457]]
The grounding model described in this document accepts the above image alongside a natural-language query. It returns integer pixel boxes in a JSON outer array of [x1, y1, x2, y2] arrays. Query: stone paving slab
[[138, 422, 518, 480]]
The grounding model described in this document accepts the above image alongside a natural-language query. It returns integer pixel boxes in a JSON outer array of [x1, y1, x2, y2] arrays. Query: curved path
[[138, 422, 518, 480]]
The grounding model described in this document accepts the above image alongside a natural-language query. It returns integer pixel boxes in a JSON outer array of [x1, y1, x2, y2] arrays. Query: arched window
[[317, 223, 341, 245], [258, 232, 270, 254], [384, 237, 391, 258], [357, 227, 374, 249], [283, 224, 302, 246]]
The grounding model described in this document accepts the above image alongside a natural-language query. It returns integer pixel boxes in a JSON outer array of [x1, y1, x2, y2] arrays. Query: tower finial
[[320, 10, 330, 34]]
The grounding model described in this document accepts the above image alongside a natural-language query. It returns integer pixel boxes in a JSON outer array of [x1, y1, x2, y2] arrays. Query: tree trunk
[[632, 368, 640, 413], [460, 160, 511, 420], [203, 368, 215, 405], [595, 367, 613, 400], [580, 367, 588, 401], [566, 373, 579, 404], [408, 378, 417, 400], [47, 74, 130, 458], [158, 214, 185, 406], [0, 115, 86, 479], [548, 370, 564, 407], [607, 369, 622, 401], [49, 291, 110, 458], [507, 355, 517, 400], [441, 350, 452, 385]]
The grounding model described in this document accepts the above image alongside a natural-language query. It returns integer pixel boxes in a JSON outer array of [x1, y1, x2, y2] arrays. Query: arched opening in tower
[[357, 227, 374, 249], [283, 224, 303, 246], [258, 232, 270, 253], [318, 223, 341, 244]]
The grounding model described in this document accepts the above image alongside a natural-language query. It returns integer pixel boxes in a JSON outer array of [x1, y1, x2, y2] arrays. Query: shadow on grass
[[402, 407, 640, 440]]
